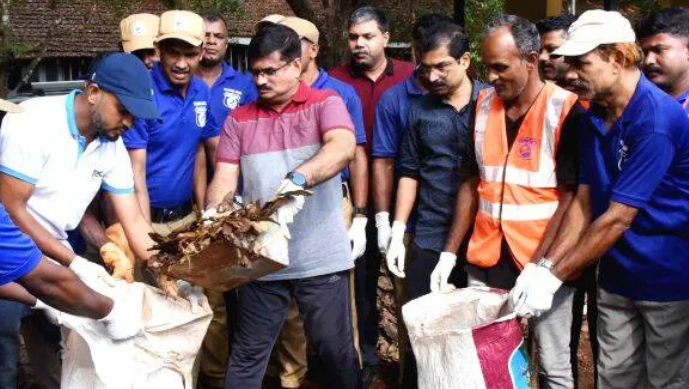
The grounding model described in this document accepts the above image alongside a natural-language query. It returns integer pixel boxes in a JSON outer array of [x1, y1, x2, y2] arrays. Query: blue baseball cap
[[90, 52, 160, 120]]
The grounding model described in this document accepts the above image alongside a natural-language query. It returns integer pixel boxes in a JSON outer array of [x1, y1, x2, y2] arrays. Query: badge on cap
[[130, 21, 146, 37], [173, 16, 187, 31]]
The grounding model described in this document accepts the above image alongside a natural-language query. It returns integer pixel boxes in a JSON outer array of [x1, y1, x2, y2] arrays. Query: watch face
[[290, 172, 307, 187]]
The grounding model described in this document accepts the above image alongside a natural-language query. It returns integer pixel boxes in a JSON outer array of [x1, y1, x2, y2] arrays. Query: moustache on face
[[645, 65, 664, 76], [171, 67, 190, 74]]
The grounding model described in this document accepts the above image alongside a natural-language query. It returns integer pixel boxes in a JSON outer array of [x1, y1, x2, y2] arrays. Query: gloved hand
[[176, 280, 204, 314], [514, 266, 563, 319], [385, 221, 407, 278], [100, 242, 135, 283], [508, 262, 538, 309], [201, 207, 217, 226], [69, 256, 118, 294], [274, 179, 306, 239], [430, 252, 458, 293], [33, 299, 62, 326], [348, 216, 367, 260], [375, 212, 392, 255], [98, 287, 144, 341]]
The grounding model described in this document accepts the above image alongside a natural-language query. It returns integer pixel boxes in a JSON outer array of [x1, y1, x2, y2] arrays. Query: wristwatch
[[286, 171, 307, 188], [353, 207, 367, 217], [537, 258, 554, 270]]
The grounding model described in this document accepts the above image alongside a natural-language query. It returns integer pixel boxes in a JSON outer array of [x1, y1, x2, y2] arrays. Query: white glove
[[348, 216, 367, 260], [385, 221, 406, 278], [430, 252, 458, 293], [509, 263, 538, 309], [33, 299, 62, 325], [176, 280, 204, 313], [201, 208, 217, 226], [69, 256, 118, 294], [375, 212, 392, 255], [99, 287, 144, 341], [514, 266, 563, 319], [274, 179, 306, 239]]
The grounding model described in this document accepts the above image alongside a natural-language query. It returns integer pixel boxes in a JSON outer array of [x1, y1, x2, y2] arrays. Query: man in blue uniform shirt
[[197, 10, 257, 127], [124, 10, 219, 230], [515, 11, 689, 389]]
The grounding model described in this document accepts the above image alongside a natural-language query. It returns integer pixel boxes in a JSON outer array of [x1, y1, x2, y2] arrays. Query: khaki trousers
[[275, 183, 360, 388]]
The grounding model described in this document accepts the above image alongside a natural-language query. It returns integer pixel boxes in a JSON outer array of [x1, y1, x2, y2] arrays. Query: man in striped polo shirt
[[205, 24, 360, 389]]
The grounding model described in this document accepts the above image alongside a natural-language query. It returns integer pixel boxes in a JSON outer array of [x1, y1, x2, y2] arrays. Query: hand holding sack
[[430, 252, 457, 293]]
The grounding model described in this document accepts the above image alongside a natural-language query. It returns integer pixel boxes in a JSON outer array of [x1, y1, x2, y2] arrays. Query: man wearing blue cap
[[0, 52, 162, 389]]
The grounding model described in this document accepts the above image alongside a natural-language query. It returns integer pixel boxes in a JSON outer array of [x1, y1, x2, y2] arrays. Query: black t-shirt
[[462, 102, 586, 190]]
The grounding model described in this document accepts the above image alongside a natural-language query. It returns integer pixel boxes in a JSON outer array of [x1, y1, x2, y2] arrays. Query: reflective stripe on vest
[[468, 82, 577, 269]]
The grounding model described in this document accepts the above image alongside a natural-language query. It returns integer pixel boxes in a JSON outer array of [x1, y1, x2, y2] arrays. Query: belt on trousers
[[150, 201, 193, 224]]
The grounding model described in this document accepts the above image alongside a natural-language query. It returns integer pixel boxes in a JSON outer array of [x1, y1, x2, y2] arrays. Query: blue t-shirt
[[580, 74, 689, 301], [372, 75, 424, 160], [0, 205, 42, 286], [123, 63, 220, 209], [208, 62, 257, 128], [311, 69, 366, 181]]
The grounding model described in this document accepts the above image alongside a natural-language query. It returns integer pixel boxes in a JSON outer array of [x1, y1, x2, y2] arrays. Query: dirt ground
[[18, 324, 596, 389]]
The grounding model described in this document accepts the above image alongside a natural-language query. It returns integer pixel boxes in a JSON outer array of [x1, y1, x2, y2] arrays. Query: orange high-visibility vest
[[467, 82, 578, 269]]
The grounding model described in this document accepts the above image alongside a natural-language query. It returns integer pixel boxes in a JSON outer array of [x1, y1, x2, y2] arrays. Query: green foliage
[[465, 0, 505, 76]]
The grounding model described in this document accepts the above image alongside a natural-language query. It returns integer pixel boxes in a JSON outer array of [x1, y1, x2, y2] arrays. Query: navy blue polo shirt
[[580, 74, 689, 301], [123, 63, 220, 209], [311, 69, 366, 181], [0, 204, 41, 286], [208, 62, 257, 127], [372, 75, 425, 160], [399, 80, 487, 252]]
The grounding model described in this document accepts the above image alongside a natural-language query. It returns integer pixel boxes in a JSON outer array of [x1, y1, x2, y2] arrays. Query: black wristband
[[353, 207, 367, 216]]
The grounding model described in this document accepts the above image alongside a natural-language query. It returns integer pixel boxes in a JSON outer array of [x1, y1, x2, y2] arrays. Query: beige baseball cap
[[120, 13, 160, 53], [0, 99, 22, 114], [553, 10, 636, 57], [255, 14, 285, 32], [280, 17, 319, 44], [155, 10, 205, 47]]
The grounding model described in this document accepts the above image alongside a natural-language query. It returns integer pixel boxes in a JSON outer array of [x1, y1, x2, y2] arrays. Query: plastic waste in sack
[[58, 281, 212, 389], [402, 287, 532, 389]]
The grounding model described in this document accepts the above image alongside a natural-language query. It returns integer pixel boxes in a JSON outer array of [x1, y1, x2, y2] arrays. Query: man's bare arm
[[193, 144, 208, 212], [78, 198, 109, 249], [393, 177, 418, 224], [349, 145, 369, 208], [108, 192, 157, 262], [205, 162, 240, 210], [0, 174, 76, 266], [372, 158, 395, 213], [443, 177, 479, 255], [128, 149, 151, 222], [294, 129, 356, 187]]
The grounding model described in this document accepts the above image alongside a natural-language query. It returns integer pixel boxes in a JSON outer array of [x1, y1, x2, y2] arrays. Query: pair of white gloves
[[375, 212, 456, 293]]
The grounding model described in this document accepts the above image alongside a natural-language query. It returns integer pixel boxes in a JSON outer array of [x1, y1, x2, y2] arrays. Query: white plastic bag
[[59, 282, 212, 389], [402, 287, 531, 389]]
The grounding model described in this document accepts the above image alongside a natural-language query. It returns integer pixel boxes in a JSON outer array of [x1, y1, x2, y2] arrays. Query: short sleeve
[[0, 113, 48, 184], [122, 118, 149, 149], [398, 107, 421, 179], [318, 95, 354, 135], [344, 92, 366, 145], [216, 116, 241, 164], [611, 132, 675, 208], [0, 206, 41, 286], [102, 140, 135, 195], [202, 98, 221, 140], [372, 96, 401, 158]]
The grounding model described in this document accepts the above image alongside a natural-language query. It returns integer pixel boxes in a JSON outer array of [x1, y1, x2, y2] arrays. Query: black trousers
[[224, 271, 361, 389]]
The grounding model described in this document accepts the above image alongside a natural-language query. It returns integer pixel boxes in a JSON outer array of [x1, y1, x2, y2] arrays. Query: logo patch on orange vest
[[518, 137, 536, 160]]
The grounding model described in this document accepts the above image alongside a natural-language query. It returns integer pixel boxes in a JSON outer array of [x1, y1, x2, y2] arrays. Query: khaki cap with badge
[[156, 10, 205, 47], [254, 14, 285, 32], [279, 17, 319, 44], [120, 13, 160, 53]]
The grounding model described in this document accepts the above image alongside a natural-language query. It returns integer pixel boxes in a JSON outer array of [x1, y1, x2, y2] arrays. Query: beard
[[200, 56, 222, 68], [92, 111, 120, 142]]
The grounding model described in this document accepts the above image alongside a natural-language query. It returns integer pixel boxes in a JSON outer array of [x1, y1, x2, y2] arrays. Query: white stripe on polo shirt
[[0, 90, 134, 240]]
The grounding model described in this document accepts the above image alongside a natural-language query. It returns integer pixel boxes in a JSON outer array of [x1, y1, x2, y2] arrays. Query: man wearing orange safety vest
[[431, 15, 586, 389]]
